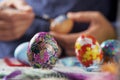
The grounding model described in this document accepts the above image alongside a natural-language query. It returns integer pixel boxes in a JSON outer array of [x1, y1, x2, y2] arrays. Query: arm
[[50, 11, 116, 56]]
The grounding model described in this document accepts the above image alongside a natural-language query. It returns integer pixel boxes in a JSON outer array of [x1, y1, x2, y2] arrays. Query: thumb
[[49, 32, 65, 43], [67, 11, 100, 23], [0, 0, 32, 12], [49, 31, 80, 45], [15, 0, 32, 12], [10, 0, 32, 12]]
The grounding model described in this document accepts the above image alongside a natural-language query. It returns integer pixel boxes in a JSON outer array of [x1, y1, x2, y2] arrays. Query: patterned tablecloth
[[0, 57, 117, 80]]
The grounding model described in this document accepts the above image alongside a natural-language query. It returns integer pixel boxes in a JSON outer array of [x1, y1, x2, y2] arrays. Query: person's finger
[[49, 32, 66, 45], [0, 0, 8, 7], [13, 22, 30, 34], [49, 31, 80, 47], [50, 32, 76, 56], [0, 21, 12, 30], [0, 8, 34, 21], [0, 35, 16, 41], [0, 28, 14, 40], [0, 8, 21, 20], [65, 49, 76, 56], [67, 11, 102, 22], [0, 24, 27, 41], [0, 30, 11, 36], [12, 0, 32, 12], [0, 0, 32, 12]]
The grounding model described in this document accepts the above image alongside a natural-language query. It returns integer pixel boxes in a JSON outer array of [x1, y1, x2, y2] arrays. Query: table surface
[[0, 58, 101, 75], [0, 58, 116, 80]]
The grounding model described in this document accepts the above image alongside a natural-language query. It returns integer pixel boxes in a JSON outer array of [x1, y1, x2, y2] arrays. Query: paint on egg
[[75, 35, 103, 67], [27, 32, 59, 69]]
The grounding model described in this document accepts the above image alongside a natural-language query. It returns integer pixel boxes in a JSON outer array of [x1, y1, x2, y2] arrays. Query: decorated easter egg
[[101, 40, 120, 57], [75, 35, 103, 67], [101, 40, 120, 62], [14, 42, 29, 64], [50, 15, 73, 34], [27, 32, 59, 69]]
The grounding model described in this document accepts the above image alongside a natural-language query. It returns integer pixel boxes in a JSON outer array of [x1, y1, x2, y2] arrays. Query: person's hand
[[50, 11, 116, 56], [0, 0, 34, 41], [50, 31, 80, 56], [67, 12, 116, 43]]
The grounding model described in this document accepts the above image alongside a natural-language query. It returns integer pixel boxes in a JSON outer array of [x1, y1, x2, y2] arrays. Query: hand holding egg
[[50, 15, 73, 34]]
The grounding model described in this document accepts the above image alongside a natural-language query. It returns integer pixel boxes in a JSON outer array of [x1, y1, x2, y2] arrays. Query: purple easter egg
[[27, 32, 59, 69]]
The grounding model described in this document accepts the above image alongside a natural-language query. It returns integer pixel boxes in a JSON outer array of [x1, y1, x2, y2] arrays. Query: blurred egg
[[50, 15, 73, 34], [114, 52, 120, 64], [27, 32, 59, 69], [101, 40, 120, 62], [101, 63, 118, 74], [75, 35, 103, 67], [14, 42, 29, 64]]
